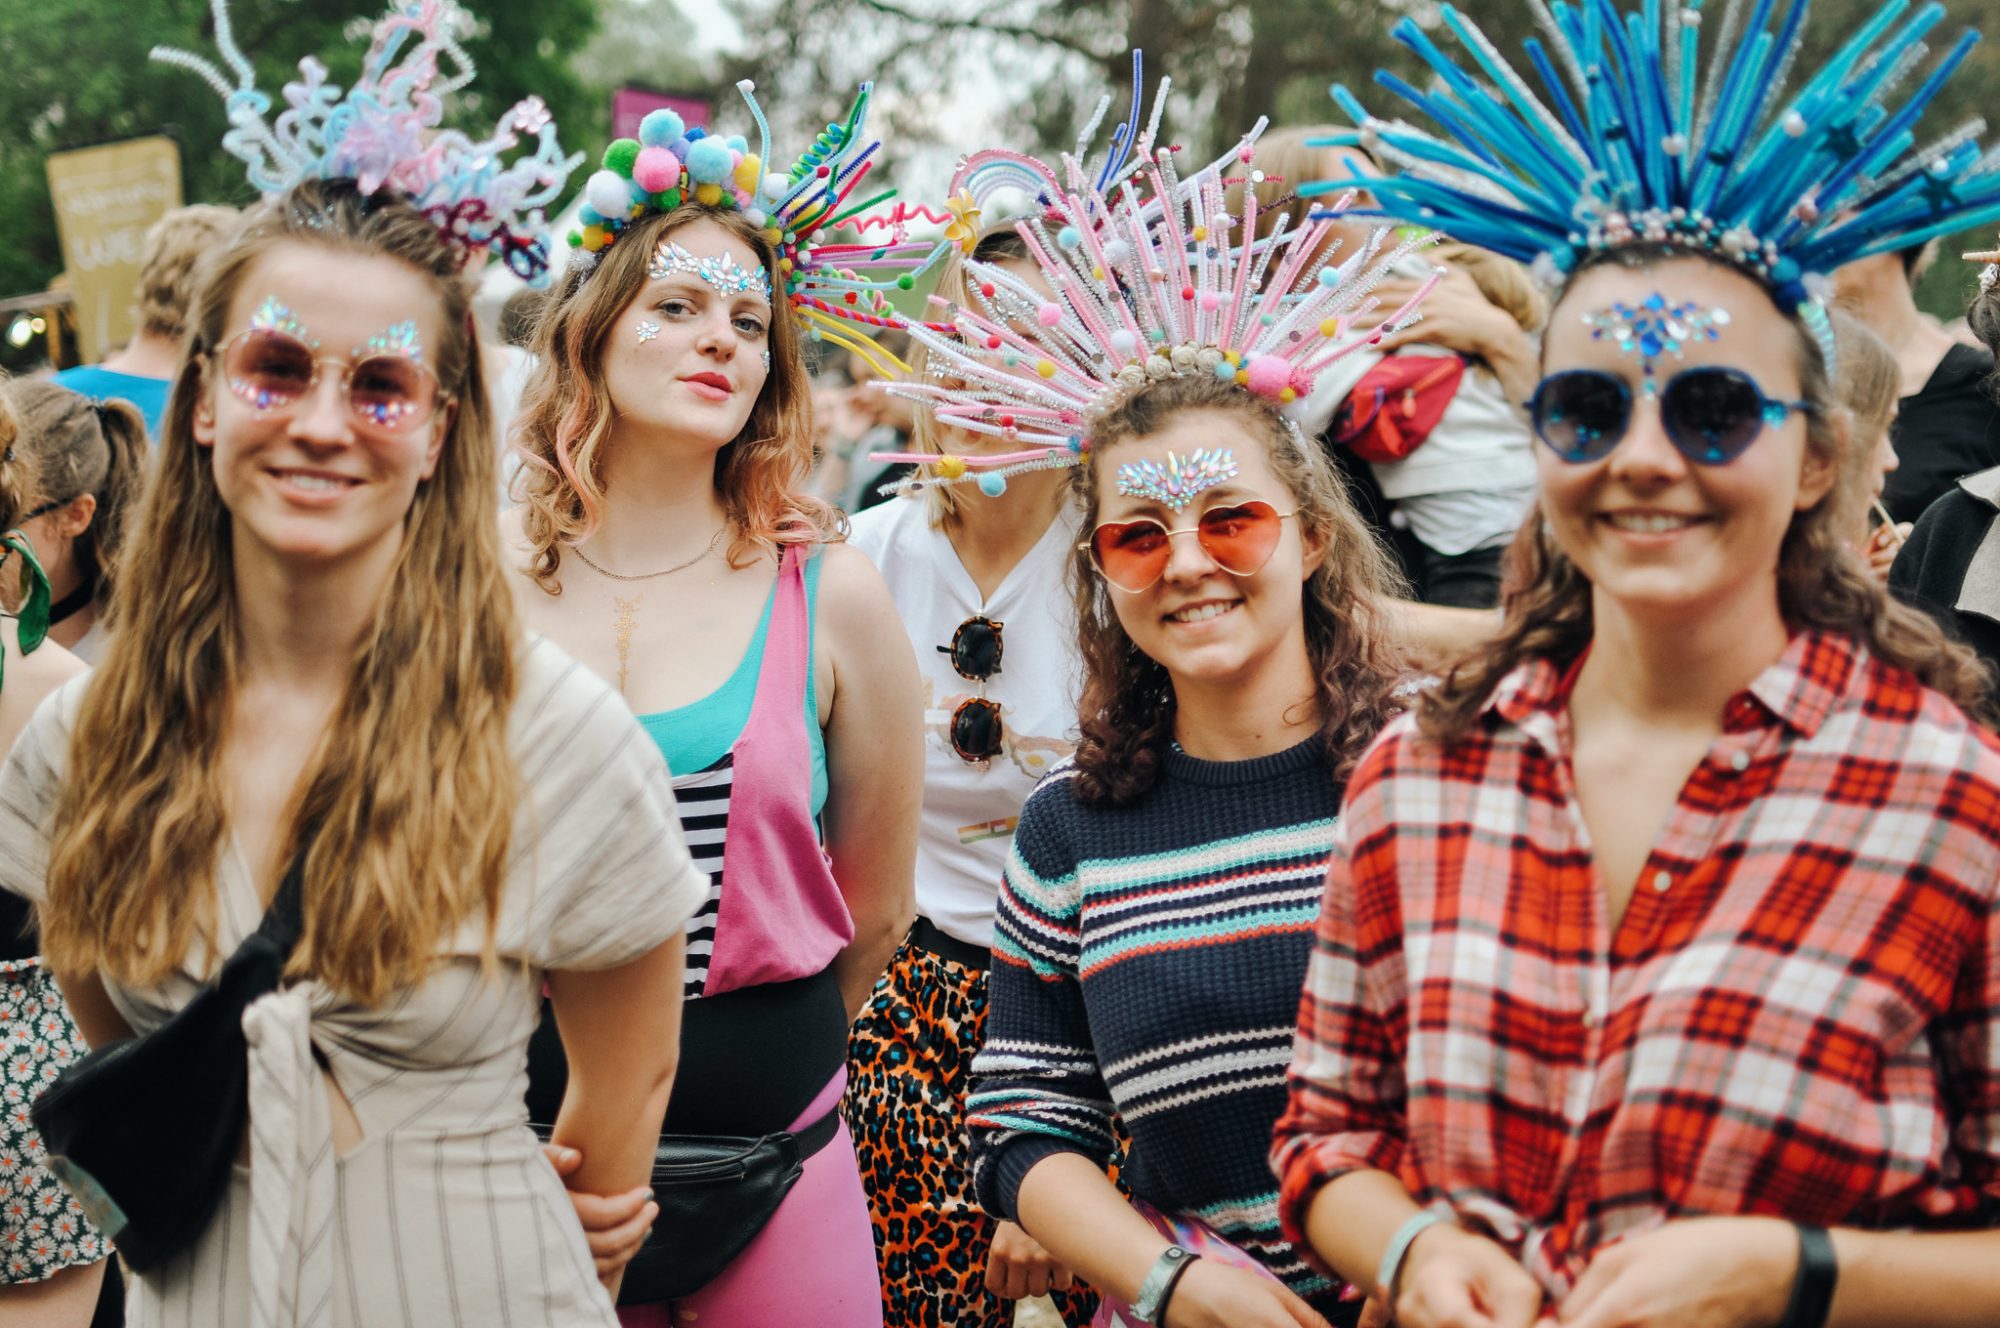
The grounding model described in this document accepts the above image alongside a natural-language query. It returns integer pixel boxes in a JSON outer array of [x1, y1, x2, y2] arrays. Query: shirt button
[[1729, 751, 1751, 772], [1652, 870, 1672, 892]]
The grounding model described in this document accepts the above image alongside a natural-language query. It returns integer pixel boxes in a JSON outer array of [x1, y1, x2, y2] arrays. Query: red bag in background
[[1331, 353, 1466, 463]]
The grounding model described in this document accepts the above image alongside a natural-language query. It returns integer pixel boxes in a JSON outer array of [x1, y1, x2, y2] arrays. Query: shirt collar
[[1483, 629, 1861, 742]]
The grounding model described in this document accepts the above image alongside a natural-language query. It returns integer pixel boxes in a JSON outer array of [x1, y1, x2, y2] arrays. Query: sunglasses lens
[[348, 356, 437, 433], [1197, 502, 1284, 576], [225, 331, 316, 412], [1660, 367, 1769, 464], [949, 618, 1002, 680], [951, 699, 1003, 761], [1090, 519, 1171, 592], [1533, 372, 1630, 463]]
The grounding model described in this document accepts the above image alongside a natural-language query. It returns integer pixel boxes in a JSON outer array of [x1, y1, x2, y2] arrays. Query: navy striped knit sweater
[[968, 737, 1343, 1309]]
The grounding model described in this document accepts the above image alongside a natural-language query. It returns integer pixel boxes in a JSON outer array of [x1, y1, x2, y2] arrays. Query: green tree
[[0, 0, 602, 367]]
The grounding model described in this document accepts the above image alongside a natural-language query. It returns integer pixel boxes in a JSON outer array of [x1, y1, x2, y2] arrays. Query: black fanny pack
[[525, 965, 848, 1304], [31, 844, 310, 1272]]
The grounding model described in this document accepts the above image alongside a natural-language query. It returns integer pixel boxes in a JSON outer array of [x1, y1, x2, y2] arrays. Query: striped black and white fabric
[[672, 754, 733, 998], [0, 637, 710, 1328]]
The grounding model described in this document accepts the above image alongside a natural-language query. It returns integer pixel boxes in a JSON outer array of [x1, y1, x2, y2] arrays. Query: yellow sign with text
[[45, 136, 184, 360]]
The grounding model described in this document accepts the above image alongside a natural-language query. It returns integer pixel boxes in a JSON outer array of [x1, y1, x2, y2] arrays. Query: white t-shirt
[[848, 496, 1083, 947]]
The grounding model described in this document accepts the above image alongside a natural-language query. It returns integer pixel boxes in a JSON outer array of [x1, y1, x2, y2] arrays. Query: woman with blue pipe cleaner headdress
[[1273, 4, 2000, 1328]]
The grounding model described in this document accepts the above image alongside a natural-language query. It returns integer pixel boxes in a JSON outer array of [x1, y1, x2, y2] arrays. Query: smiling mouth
[[1167, 601, 1240, 624], [271, 468, 360, 492], [1602, 513, 1702, 533]]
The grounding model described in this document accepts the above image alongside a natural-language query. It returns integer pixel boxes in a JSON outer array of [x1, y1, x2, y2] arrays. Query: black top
[[0, 891, 32, 963], [1888, 467, 2000, 702], [1882, 344, 2000, 524]]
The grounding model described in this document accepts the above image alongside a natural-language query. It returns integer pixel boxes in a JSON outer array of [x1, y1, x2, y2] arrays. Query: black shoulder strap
[[252, 836, 314, 959]]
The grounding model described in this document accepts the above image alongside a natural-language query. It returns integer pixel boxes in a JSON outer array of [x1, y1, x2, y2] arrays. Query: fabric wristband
[[1376, 1209, 1451, 1304], [1779, 1225, 1838, 1328]]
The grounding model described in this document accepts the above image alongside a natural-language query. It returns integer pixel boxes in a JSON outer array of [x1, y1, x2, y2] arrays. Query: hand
[[1357, 1290, 1392, 1328], [986, 1219, 1075, 1299], [1553, 1216, 1794, 1328], [1164, 1258, 1334, 1328], [1393, 1222, 1544, 1328], [1862, 520, 1911, 580], [543, 1143, 659, 1285], [1349, 267, 1540, 407]]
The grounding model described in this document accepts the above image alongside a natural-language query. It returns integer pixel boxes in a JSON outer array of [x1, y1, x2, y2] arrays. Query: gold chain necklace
[[570, 526, 725, 581]]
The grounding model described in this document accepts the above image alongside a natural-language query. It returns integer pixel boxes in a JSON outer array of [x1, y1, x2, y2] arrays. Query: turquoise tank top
[[637, 550, 829, 814]]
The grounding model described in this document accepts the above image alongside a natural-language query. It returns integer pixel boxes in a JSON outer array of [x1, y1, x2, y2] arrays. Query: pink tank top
[[703, 546, 854, 995]]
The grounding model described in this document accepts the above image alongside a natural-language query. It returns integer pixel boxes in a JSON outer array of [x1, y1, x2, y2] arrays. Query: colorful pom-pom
[[937, 455, 968, 479], [654, 187, 683, 211], [977, 472, 1008, 497], [1036, 302, 1063, 328], [578, 204, 604, 227], [585, 170, 633, 219], [1057, 226, 1082, 250], [632, 146, 682, 194], [1035, 359, 1056, 379], [734, 154, 763, 192], [693, 182, 725, 207], [1317, 268, 1340, 287], [1108, 329, 1138, 356], [602, 139, 641, 176], [1318, 317, 1341, 338], [581, 223, 608, 251], [1212, 360, 1236, 381], [686, 140, 734, 185], [639, 110, 685, 148], [1199, 291, 1220, 312]]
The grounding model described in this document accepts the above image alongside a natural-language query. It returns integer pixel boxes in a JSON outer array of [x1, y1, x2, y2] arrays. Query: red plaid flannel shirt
[[1272, 630, 2000, 1295]]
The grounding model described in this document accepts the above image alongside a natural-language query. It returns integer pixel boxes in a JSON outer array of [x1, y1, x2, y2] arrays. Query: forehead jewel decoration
[[1582, 293, 1730, 391], [153, 0, 581, 288], [649, 242, 774, 303], [1315, 0, 2000, 372], [1115, 449, 1240, 513], [871, 49, 1438, 501]]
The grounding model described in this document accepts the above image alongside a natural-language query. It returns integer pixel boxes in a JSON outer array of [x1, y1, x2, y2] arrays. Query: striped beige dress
[[0, 636, 707, 1328]]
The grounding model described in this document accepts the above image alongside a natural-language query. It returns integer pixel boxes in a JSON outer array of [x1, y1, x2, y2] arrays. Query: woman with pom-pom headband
[[10, 1, 718, 1325], [511, 71, 925, 1328], [1274, 6, 2000, 1328]]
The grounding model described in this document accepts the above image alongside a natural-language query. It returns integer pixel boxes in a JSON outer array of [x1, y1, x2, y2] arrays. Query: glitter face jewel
[[1115, 449, 1240, 513], [1582, 294, 1730, 395], [637, 319, 660, 344], [251, 296, 317, 348], [356, 320, 424, 364], [762, 349, 771, 373], [648, 241, 774, 304]]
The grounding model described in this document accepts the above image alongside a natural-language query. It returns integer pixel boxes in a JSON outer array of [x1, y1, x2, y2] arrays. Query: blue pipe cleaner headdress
[[873, 52, 1440, 497], [569, 81, 951, 377], [1315, 0, 2000, 363], [153, 0, 580, 288]]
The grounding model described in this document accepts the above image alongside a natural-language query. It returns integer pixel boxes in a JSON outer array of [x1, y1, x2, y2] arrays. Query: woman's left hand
[[543, 1142, 657, 1284], [1863, 520, 1912, 580], [1552, 1217, 1796, 1328]]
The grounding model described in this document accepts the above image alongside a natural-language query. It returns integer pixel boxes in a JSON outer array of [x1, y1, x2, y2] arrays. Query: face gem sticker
[[648, 240, 774, 304], [1115, 448, 1239, 512], [1581, 292, 1730, 394], [762, 348, 771, 373], [356, 319, 423, 363], [251, 296, 318, 347], [637, 319, 660, 344]]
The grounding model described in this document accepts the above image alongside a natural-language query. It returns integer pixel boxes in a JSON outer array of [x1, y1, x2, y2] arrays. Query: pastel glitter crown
[[1318, 0, 2000, 322], [570, 81, 950, 375], [153, 0, 581, 287], [880, 55, 1438, 495]]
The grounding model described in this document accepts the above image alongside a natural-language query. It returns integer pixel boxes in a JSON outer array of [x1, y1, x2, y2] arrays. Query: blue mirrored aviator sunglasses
[[1527, 365, 1814, 466]]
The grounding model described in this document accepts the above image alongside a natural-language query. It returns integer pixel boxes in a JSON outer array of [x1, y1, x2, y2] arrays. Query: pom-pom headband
[[874, 63, 1438, 497], [153, 0, 581, 288], [1313, 0, 2000, 364], [569, 81, 950, 379]]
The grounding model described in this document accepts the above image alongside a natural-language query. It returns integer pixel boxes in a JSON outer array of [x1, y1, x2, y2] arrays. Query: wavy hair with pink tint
[[511, 205, 836, 591]]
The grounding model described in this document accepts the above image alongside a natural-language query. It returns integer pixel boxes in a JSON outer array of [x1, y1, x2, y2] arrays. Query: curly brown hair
[[1418, 244, 1994, 743], [1068, 373, 1409, 805]]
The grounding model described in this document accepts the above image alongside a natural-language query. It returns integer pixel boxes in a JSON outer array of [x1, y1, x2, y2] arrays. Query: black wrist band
[[1779, 1225, 1838, 1328], [1154, 1250, 1200, 1323]]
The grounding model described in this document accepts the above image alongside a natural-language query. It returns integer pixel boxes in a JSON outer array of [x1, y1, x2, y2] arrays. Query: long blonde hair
[[512, 206, 835, 591], [41, 180, 520, 1005]]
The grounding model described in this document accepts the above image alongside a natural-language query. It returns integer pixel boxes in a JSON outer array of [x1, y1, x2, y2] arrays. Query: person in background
[[816, 335, 917, 514], [1827, 311, 1909, 580], [1836, 239, 2000, 522], [1233, 128, 1543, 608], [1890, 240, 2000, 689], [53, 204, 240, 437], [5, 380, 150, 661]]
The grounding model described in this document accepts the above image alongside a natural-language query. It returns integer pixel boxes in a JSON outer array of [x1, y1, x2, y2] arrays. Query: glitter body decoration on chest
[[1116, 449, 1239, 512], [649, 241, 773, 304], [1582, 295, 1731, 395]]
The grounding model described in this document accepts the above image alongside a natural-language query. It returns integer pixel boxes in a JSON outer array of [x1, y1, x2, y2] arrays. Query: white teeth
[[1606, 513, 1697, 533], [1169, 601, 1237, 623], [281, 473, 348, 492]]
